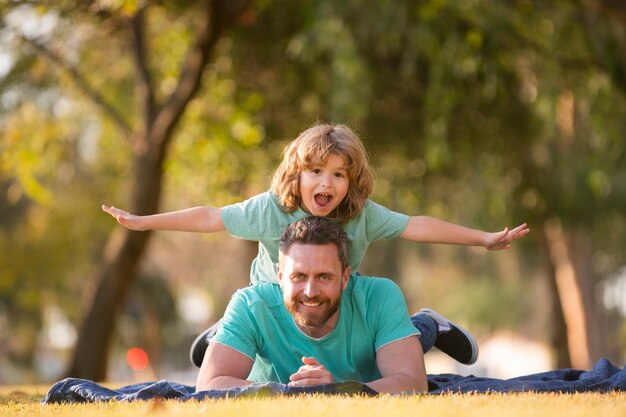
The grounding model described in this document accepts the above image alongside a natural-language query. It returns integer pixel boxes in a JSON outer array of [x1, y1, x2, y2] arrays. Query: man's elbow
[[195, 374, 216, 392], [196, 375, 253, 392], [413, 373, 428, 393], [400, 372, 428, 394], [195, 376, 226, 392], [367, 372, 428, 394]]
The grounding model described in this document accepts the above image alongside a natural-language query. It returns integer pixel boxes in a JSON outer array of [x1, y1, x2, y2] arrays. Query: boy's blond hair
[[271, 123, 374, 224]]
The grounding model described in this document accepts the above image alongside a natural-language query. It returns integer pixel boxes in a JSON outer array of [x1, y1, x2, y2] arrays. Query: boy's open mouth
[[314, 193, 332, 207]]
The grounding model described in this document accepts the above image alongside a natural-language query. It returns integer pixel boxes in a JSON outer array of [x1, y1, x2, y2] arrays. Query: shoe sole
[[419, 308, 479, 365]]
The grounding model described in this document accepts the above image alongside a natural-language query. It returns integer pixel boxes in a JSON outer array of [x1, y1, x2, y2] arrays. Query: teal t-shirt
[[221, 191, 410, 284], [212, 275, 419, 384]]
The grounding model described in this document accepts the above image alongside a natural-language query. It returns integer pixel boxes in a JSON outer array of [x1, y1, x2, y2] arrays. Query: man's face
[[278, 242, 350, 338]]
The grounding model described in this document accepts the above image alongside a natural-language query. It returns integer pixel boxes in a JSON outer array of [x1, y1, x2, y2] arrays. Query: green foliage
[[164, 38, 269, 206]]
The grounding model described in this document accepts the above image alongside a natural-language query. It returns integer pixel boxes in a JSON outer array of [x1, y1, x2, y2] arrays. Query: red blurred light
[[126, 347, 149, 371]]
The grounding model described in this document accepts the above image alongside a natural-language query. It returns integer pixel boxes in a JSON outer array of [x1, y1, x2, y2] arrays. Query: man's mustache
[[297, 295, 329, 304]]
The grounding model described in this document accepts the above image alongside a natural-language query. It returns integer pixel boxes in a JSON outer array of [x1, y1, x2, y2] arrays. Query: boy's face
[[298, 153, 349, 217], [278, 242, 350, 338]]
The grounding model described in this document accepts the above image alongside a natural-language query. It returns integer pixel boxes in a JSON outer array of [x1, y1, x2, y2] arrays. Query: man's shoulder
[[351, 274, 401, 293], [233, 283, 284, 309], [348, 275, 404, 307]]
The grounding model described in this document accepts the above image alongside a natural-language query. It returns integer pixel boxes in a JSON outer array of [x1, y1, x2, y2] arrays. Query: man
[[196, 216, 428, 393]]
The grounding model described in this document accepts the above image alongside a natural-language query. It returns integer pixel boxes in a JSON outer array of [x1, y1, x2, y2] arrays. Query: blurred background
[[1, 0, 625, 385]]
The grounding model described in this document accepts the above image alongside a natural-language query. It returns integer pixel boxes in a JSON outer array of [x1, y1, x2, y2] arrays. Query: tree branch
[[149, 0, 252, 150], [22, 36, 133, 136], [130, 7, 157, 129], [577, 0, 626, 97]]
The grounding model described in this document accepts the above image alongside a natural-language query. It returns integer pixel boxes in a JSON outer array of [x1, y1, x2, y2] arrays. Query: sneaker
[[418, 308, 479, 365], [189, 322, 220, 368]]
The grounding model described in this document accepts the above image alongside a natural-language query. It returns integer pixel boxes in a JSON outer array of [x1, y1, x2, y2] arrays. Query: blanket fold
[[42, 358, 626, 403]]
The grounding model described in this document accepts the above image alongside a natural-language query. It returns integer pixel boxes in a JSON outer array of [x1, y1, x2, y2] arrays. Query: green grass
[[1, 386, 624, 417]]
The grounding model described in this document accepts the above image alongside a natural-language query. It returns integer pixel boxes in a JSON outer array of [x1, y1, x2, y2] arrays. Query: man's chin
[[286, 297, 341, 331], [293, 311, 326, 328]]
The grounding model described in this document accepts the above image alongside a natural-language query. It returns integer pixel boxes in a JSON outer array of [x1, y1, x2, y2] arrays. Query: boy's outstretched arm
[[400, 216, 529, 250], [102, 205, 225, 233]]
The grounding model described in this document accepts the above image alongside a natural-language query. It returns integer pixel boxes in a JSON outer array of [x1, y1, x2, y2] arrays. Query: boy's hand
[[288, 357, 334, 387], [102, 205, 145, 231], [484, 223, 530, 250]]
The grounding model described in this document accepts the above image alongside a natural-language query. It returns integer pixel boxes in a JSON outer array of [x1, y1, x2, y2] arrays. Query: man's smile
[[298, 295, 326, 309]]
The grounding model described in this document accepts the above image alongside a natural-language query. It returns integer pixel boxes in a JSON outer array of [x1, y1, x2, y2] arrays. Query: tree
[[0, 0, 252, 380], [66, 0, 253, 380]]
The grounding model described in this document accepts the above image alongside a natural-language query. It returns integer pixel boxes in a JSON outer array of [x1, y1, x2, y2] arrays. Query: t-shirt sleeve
[[366, 278, 420, 351], [221, 192, 274, 241], [211, 290, 260, 360], [363, 200, 410, 242]]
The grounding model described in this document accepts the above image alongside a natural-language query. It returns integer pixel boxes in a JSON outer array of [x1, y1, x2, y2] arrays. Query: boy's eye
[[335, 172, 344, 178], [312, 169, 321, 174]]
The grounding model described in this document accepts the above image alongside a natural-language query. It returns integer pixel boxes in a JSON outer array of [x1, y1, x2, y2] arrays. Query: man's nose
[[304, 279, 320, 298]]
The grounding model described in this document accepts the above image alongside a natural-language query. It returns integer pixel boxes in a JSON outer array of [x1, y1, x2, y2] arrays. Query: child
[[103, 123, 529, 368]]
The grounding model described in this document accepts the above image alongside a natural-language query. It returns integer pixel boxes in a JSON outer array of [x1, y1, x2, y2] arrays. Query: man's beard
[[286, 294, 341, 329]]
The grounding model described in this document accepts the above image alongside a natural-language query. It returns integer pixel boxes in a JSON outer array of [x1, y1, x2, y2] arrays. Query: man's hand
[[288, 357, 334, 387], [483, 223, 530, 250]]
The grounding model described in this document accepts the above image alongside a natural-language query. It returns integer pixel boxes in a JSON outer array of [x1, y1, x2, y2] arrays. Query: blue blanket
[[42, 358, 626, 403]]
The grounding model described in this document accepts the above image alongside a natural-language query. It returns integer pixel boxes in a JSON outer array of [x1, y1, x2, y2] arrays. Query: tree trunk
[[65, 0, 251, 380], [543, 218, 607, 370], [543, 247, 571, 369], [66, 145, 164, 380]]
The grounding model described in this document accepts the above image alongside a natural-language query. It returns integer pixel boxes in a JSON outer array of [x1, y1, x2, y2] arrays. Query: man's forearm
[[366, 372, 428, 394], [195, 335, 255, 393], [372, 336, 428, 394], [196, 375, 254, 392]]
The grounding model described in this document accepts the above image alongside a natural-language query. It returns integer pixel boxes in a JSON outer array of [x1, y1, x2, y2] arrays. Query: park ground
[[0, 386, 624, 417]]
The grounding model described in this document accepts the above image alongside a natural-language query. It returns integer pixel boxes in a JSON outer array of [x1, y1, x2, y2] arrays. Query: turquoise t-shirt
[[221, 191, 409, 284], [212, 275, 419, 384]]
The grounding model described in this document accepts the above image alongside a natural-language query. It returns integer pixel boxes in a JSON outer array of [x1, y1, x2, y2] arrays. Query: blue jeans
[[412, 313, 437, 353]]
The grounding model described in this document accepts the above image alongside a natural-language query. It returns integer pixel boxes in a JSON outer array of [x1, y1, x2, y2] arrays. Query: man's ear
[[276, 262, 283, 287], [341, 267, 350, 291]]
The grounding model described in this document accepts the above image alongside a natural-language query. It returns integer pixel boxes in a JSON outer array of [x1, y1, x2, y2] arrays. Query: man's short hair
[[279, 216, 350, 272]]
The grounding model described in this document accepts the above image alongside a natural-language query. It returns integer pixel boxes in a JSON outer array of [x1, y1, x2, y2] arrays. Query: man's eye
[[319, 275, 331, 281]]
